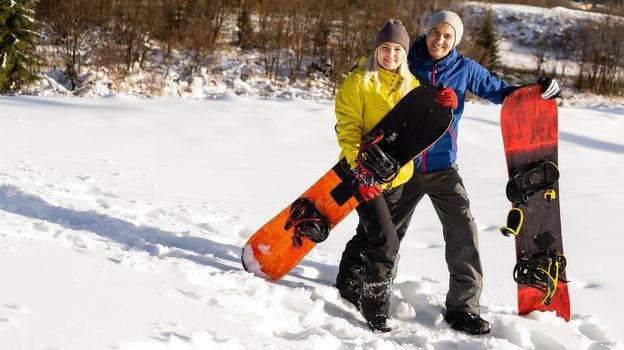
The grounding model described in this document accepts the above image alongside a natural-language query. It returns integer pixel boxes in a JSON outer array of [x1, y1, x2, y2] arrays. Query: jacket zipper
[[449, 126, 457, 151], [421, 62, 438, 173]]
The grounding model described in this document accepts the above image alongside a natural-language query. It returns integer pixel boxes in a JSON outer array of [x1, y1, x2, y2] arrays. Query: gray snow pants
[[394, 164, 484, 314]]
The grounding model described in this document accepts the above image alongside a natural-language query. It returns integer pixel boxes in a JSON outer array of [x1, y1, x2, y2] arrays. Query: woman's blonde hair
[[362, 46, 413, 97]]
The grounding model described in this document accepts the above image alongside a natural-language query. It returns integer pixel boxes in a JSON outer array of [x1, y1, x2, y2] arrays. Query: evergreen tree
[[0, 0, 40, 93], [475, 10, 500, 74]]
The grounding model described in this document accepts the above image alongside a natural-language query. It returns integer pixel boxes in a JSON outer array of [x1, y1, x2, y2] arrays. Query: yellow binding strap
[[500, 207, 524, 237]]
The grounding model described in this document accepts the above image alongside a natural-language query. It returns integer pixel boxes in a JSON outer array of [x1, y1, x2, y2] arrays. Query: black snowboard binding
[[284, 198, 330, 248], [506, 160, 559, 205], [513, 250, 567, 306], [357, 131, 399, 184]]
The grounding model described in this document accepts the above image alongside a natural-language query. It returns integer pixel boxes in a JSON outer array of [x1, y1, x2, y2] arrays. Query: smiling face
[[376, 42, 405, 72], [426, 22, 456, 60]]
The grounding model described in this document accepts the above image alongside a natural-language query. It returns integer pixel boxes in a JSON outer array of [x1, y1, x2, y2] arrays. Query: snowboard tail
[[242, 85, 452, 280], [500, 84, 570, 321], [242, 161, 358, 280], [518, 282, 570, 318]]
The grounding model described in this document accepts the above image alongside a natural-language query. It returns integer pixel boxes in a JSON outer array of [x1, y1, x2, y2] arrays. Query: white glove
[[537, 77, 561, 100]]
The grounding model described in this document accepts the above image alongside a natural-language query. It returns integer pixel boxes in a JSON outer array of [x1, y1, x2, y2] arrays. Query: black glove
[[537, 77, 561, 100]]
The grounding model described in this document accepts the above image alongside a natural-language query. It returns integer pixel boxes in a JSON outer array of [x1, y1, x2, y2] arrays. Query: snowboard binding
[[285, 198, 330, 248], [506, 160, 559, 205], [500, 207, 524, 237], [357, 131, 399, 184], [513, 251, 567, 306]]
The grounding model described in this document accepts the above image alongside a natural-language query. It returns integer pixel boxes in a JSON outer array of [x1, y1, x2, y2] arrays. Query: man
[[393, 10, 560, 335]]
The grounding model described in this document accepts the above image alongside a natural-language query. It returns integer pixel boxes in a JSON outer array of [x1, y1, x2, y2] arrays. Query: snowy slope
[[0, 94, 622, 349]]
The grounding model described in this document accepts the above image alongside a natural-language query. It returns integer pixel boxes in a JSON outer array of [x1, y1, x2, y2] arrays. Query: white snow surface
[[0, 92, 622, 349]]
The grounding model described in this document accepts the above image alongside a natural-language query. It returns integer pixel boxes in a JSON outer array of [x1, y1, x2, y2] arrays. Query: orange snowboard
[[242, 161, 358, 280], [242, 85, 452, 280]]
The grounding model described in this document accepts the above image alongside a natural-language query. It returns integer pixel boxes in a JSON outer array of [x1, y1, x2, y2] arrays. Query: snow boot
[[444, 311, 491, 335], [360, 272, 392, 333], [335, 264, 363, 308]]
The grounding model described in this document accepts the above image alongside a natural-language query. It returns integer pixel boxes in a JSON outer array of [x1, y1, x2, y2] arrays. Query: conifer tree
[[475, 10, 500, 74], [0, 0, 40, 93]]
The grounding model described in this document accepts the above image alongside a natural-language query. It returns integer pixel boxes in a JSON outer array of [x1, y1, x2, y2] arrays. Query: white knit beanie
[[426, 11, 464, 48]]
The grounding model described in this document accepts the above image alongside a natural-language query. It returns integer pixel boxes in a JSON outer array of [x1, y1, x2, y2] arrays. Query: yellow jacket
[[335, 61, 420, 189]]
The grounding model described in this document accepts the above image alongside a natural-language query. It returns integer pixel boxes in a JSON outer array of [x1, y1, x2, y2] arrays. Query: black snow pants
[[335, 185, 403, 317], [393, 164, 484, 314]]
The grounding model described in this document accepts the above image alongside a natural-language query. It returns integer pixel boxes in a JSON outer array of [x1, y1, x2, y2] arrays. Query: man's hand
[[537, 77, 561, 99], [353, 165, 382, 202], [436, 87, 458, 109]]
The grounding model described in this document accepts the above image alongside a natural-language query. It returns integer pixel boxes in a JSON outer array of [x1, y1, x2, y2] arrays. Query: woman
[[334, 19, 453, 332]]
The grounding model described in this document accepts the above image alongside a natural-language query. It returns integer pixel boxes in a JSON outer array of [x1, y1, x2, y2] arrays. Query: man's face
[[426, 22, 455, 60]]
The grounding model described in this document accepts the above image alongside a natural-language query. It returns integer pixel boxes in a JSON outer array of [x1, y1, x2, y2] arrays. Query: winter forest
[[1, 0, 624, 99]]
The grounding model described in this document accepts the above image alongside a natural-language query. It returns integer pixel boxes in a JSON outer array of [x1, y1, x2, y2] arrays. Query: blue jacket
[[407, 34, 517, 173]]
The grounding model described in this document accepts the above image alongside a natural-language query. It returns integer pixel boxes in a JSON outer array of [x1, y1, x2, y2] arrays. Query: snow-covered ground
[[0, 93, 622, 349]]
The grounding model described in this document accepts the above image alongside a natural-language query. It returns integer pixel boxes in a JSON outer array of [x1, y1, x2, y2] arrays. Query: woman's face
[[426, 22, 455, 60], [376, 42, 405, 72]]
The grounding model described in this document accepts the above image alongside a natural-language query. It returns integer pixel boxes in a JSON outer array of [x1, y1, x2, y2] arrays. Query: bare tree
[[183, 0, 231, 51], [156, 0, 185, 62], [235, 0, 254, 49], [575, 14, 624, 95], [255, 0, 289, 81], [37, 0, 98, 90], [109, 0, 153, 72]]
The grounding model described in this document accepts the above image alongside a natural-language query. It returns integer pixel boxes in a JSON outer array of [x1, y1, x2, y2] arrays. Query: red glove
[[359, 182, 382, 202], [353, 165, 383, 202], [436, 87, 458, 109]]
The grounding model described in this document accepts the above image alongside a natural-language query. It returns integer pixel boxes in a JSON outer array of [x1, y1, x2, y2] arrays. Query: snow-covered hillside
[[465, 2, 623, 84], [26, 3, 624, 109], [0, 93, 622, 349]]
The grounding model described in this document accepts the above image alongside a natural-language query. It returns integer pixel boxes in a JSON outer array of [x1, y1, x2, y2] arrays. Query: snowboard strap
[[513, 251, 567, 306], [356, 131, 399, 184], [500, 207, 523, 237], [284, 198, 330, 248]]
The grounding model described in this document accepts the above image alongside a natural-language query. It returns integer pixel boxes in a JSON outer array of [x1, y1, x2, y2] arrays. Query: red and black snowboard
[[242, 85, 452, 281], [500, 84, 570, 321]]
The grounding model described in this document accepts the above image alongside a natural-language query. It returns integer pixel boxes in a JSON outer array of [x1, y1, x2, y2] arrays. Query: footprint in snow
[[4, 304, 30, 313], [33, 221, 50, 232], [0, 317, 20, 329], [96, 198, 111, 209]]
